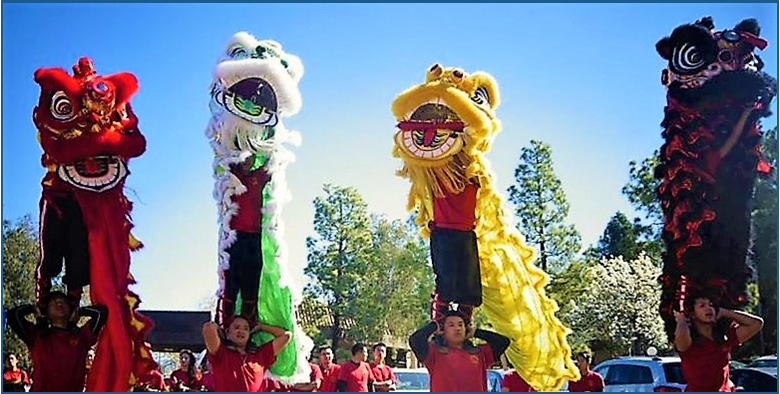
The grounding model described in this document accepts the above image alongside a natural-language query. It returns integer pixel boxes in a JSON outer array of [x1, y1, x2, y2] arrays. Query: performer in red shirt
[[410, 310, 509, 392], [8, 291, 108, 392], [674, 295, 763, 392], [370, 343, 397, 392], [202, 317, 291, 392], [429, 181, 481, 327], [337, 343, 376, 392], [502, 368, 536, 392], [135, 367, 167, 392], [568, 353, 604, 392], [216, 156, 272, 329], [318, 346, 342, 393], [290, 362, 323, 392], [2, 354, 30, 392]]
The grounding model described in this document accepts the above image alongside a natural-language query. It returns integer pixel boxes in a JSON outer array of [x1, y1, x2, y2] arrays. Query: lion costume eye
[[471, 86, 490, 108], [50, 91, 76, 121], [229, 46, 249, 60], [672, 43, 706, 73]]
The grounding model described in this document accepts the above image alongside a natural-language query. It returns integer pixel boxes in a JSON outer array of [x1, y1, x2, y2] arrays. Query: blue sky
[[3, 3, 777, 311]]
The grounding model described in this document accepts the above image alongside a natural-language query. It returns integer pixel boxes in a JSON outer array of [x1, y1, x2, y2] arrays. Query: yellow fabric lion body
[[392, 65, 580, 391]]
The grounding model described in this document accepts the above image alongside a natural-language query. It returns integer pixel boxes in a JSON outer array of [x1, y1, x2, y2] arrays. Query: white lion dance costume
[[206, 32, 312, 383]]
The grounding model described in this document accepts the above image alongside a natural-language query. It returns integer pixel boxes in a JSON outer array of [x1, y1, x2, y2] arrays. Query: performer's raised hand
[[673, 311, 689, 327]]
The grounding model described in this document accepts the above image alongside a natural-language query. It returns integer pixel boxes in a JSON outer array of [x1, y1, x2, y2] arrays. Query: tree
[[622, 152, 663, 229], [752, 126, 778, 354], [547, 259, 594, 310], [507, 140, 581, 272], [621, 152, 664, 261], [304, 184, 374, 349], [563, 254, 668, 358], [589, 212, 643, 262], [2, 216, 39, 370], [350, 215, 434, 342]]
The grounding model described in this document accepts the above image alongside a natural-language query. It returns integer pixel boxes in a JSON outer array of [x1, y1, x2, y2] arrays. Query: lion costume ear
[[281, 52, 304, 84], [256, 39, 304, 84], [469, 71, 500, 110], [656, 37, 672, 60]]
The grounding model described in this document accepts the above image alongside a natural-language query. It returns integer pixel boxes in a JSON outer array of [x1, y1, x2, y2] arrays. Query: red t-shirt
[[209, 342, 276, 392], [200, 371, 216, 392], [680, 324, 740, 392], [568, 371, 605, 392], [30, 325, 96, 392], [170, 369, 203, 391], [502, 370, 536, 392], [320, 363, 342, 392], [424, 343, 495, 392], [229, 167, 271, 233], [369, 363, 397, 392], [290, 363, 324, 392], [338, 361, 375, 392], [432, 183, 478, 231], [3, 368, 30, 391], [137, 369, 166, 391]]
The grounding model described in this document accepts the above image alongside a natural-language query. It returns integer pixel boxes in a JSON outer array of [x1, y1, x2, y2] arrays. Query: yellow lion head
[[392, 64, 502, 232]]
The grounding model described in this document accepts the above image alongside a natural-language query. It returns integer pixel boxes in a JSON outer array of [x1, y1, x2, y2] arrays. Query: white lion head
[[209, 32, 304, 154]]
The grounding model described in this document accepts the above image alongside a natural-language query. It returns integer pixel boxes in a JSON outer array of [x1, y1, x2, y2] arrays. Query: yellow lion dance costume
[[392, 64, 579, 391]]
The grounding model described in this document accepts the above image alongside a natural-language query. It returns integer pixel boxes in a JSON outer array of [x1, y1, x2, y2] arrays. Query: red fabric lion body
[[33, 57, 156, 391]]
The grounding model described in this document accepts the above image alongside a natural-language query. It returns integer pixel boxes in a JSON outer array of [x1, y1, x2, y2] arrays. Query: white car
[[594, 356, 686, 392], [393, 368, 430, 392], [748, 355, 778, 369]]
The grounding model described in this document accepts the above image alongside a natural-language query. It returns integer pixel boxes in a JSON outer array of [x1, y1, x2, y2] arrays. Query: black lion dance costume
[[655, 16, 777, 340]]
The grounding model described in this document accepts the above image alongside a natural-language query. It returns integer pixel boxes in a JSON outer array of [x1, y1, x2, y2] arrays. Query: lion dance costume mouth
[[392, 64, 580, 391], [33, 57, 156, 391], [655, 16, 776, 339], [206, 32, 313, 383]]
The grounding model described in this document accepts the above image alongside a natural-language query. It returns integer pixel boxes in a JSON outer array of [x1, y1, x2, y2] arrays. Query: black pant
[[430, 228, 482, 306], [38, 195, 90, 289], [223, 231, 262, 302]]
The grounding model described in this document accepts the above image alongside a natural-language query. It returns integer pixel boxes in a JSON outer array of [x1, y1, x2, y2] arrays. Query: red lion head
[[33, 57, 145, 192]]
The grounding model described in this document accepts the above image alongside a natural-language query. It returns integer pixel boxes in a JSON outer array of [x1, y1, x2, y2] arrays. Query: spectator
[[291, 362, 323, 392], [135, 367, 167, 392], [318, 346, 341, 392], [2, 354, 30, 392], [568, 353, 604, 392], [502, 368, 535, 392], [337, 343, 375, 392], [171, 349, 200, 391], [370, 343, 397, 392]]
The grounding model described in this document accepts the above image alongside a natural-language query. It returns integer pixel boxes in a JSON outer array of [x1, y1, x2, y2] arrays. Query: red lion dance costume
[[33, 57, 157, 391], [655, 17, 776, 340]]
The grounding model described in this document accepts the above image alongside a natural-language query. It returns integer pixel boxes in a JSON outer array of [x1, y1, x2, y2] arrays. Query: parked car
[[748, 355, 778, 369], [394, 368, 430, 392], [730, 360, 748, 370], [730, 367, 777, 392], [593, 356, 686, 392], [487, 369, 507, 392]]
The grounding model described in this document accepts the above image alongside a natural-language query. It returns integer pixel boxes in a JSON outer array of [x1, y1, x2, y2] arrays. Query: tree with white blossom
[[563, 253, 669, 357]]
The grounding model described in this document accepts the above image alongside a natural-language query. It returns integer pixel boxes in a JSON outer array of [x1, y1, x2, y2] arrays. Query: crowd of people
[[3, 291, 765, 392]]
